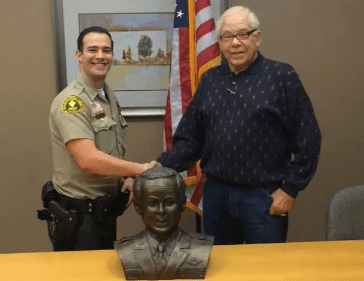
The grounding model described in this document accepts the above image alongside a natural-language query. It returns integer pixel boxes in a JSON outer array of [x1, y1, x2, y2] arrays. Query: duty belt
[[57, 195, 96, 214]]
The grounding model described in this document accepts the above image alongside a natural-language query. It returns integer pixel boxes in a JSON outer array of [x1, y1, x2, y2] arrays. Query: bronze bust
[[114, 167, 213, 280]]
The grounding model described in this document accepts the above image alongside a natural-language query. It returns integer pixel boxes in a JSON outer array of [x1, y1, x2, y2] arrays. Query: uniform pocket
[[91, 117, 117, 154]]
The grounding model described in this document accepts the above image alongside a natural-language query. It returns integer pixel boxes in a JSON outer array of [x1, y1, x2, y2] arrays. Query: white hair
[[216, 6, 260, 39]]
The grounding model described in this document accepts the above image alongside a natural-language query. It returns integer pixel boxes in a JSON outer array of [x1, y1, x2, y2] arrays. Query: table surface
[[1, 240, 363, 281]]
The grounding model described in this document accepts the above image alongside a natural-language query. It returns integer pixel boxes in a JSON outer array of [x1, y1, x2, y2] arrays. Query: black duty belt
[[57, 195, 96, 214]]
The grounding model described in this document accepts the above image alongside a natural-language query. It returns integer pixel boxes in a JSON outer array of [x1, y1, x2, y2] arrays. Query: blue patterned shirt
[[159, 52, 321, 198]]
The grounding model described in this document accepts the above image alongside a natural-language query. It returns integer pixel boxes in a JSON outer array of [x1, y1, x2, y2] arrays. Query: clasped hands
[[148, 160, 162, 169]]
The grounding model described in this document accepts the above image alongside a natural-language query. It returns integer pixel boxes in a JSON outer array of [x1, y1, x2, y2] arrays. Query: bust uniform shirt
[[49, 72, 128, 199], [159, 52, 321, 198], [114, 228, 213, 279]]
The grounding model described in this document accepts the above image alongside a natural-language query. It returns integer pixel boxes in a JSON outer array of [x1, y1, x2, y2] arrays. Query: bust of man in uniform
[[114, 167, 213, 280]]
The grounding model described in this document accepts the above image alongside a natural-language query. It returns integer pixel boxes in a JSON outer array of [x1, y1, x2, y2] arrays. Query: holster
[[48, 201, 78, 221], [37, 181, 62, 221], [37, 181, 80, 247], [37, 181, 79, 224]]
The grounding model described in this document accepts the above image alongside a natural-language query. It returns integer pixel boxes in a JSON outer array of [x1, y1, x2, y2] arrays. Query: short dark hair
[[134, 167, 186, 206], [77, 26, 114, 52]]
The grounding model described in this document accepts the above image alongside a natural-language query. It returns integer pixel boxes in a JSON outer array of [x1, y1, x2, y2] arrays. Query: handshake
[[138, 160, 161, 176], [147, 160, 162, 169]]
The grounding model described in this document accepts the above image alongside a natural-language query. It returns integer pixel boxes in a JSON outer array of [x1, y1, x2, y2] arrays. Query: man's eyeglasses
[[220, 29, 258, 43]]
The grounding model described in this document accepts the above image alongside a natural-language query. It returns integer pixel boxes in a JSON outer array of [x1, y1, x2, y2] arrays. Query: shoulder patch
[[61, 96, 84, 114]]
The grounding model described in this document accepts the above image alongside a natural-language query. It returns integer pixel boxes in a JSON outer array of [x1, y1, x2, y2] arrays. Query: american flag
[[164, 0, 221, 215]]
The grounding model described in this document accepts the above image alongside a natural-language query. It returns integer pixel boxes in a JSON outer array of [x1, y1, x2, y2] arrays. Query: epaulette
[[113, 236, 134, 246], [71, 79, 85, 96], [59, 79, 84, 97], [189, 233, 214, 242]]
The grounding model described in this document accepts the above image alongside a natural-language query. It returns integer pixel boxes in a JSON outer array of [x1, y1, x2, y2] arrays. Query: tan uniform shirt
[[49, 73, 127, 199]]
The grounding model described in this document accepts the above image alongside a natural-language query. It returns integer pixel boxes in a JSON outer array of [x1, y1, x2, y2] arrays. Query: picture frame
[[53, 0, 226, 117]]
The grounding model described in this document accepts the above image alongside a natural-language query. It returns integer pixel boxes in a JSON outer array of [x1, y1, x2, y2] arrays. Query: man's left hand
[[121, 177, 134, 209], [269, 188, 294, 216]]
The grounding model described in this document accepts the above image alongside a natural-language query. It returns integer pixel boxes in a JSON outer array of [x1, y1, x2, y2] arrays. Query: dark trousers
[[203, 177, 288, 245], [48, 196, 117, 251]]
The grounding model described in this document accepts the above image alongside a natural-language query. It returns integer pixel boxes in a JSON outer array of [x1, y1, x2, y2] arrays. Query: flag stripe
[[196, 29, 218, 55], [178, 29, 193, 114], [169, 29, 183, 135], [188, 0, 197, 94], [195, 0, 212, 15], [196, 18, 216, 44], [195, 5, 213, 29], [197, 44, 221, 78], [164, 91, 172, 151], [190, 173, 205, 205]]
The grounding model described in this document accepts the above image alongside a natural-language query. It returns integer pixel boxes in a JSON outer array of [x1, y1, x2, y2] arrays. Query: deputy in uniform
[[42, 26, 159, 251], [114, 167, 213, 280]]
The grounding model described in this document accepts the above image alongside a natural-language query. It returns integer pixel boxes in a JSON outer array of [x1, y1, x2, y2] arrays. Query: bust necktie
[[155, 243, 167, 273]]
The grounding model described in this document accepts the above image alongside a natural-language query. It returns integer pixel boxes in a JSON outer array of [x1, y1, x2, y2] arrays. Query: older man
[[114, 167, 213, 280], [42, 26, 158, 251], [158, 6, 321, 244]]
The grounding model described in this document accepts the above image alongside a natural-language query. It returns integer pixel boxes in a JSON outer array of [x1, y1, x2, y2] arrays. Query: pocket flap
[[91, 116, 117, 133], [119, 113, 128, 127]]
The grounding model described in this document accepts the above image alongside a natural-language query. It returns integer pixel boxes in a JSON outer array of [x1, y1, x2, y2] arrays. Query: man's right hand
[[140, 161, 162, 174], [149, 160, 162, 168]]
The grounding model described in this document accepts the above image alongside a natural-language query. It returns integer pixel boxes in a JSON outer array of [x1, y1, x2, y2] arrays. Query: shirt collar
[[218, 51, 263, 76], [145, 229, 180, 256], [76, 72, 101, 101], [97, 88, 109, 101]]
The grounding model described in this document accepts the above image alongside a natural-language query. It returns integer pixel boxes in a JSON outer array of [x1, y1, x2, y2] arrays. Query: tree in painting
[[137, 35, 153, 62]]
